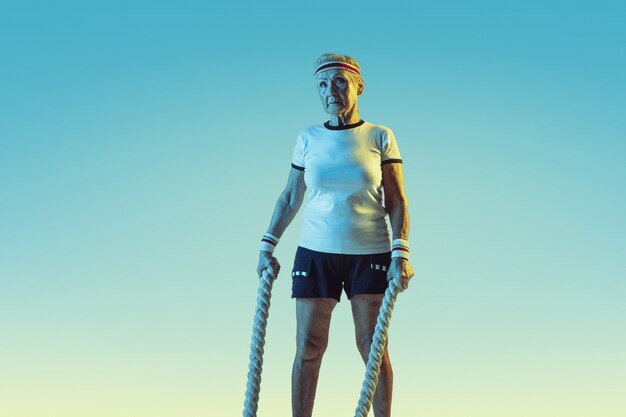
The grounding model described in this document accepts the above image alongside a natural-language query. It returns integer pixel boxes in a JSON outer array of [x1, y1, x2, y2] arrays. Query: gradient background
[[1, 1, 624, 416]]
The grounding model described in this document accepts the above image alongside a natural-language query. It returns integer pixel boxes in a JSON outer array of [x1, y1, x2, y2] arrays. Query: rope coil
[[243, 270, 276, 417], [353, 279, 401, 417]]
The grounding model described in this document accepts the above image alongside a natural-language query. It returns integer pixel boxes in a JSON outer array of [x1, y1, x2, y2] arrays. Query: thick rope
[[354, 279, 401, 417], [243, 269, 276, 417]]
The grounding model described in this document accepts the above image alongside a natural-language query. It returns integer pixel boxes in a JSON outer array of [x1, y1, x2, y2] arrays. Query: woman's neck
[[328, 108, 361, 127]]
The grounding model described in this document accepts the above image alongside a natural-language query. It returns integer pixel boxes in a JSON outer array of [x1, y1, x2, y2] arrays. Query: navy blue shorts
[[291, 246, 391, 302]]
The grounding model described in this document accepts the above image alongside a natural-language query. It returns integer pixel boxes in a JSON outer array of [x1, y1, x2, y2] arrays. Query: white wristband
[[260, 233, 279, 253], [391, 238, 410, 260]]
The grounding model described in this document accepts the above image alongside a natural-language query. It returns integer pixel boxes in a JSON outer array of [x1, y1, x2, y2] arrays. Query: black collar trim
[[324, 119, 365, 130]]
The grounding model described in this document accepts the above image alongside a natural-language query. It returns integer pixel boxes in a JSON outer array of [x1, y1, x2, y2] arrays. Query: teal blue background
[[1, 1, 624, 416]]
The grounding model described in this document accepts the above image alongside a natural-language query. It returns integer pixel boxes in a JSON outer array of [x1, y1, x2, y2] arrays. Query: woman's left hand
[[387, 258, 414, 292]]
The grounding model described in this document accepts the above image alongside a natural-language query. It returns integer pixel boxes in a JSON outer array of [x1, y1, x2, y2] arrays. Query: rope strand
[[354, 279, 401, 417], [243, 270, 276, 417]]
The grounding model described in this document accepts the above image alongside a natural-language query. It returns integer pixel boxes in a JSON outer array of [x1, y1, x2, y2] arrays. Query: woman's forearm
[[387, 199, 410, 241], [266, 193, 304, 239]]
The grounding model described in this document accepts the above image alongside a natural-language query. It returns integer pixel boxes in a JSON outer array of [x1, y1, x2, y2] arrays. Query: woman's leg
[[351, 294, 393, 417], [292, 297, 337, 417]]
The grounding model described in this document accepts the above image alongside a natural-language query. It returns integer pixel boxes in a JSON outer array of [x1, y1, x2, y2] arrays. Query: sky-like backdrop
[[1, 1, 625, 416]]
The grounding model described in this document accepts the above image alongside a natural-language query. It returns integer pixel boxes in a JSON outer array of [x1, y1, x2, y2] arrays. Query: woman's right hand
[[257, 251, 281, 279]]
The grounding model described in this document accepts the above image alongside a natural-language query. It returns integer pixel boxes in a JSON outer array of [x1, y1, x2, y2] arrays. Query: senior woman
[[256, 53, 414, 417]]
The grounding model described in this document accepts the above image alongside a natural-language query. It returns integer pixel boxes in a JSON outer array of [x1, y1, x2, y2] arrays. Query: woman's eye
[[319, 82, 327, 88], [336, 78, 346, 84]]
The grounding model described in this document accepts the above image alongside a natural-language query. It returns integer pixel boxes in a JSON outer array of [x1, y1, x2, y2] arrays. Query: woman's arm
[[382, 163, 409, 239], [266, 167, 307, 238], [382, 163, 414, 291], [257, 167, 307, 278]]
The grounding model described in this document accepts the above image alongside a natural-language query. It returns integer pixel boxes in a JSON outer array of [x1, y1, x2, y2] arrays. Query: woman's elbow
[[386, 197, 409, 214], [278, 192, 303, 212]]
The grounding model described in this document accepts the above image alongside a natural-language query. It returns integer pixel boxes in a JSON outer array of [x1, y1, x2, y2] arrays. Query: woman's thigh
[[295, 298, 338, 352], [350, 294, 385, 354]]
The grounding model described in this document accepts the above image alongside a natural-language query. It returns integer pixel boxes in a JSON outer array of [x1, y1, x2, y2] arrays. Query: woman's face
[[316, 68, 362, 116]]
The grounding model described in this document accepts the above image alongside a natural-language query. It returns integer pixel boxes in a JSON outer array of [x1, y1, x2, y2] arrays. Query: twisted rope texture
[[354, 279, 401, 417], [243, 270, 275, 417]]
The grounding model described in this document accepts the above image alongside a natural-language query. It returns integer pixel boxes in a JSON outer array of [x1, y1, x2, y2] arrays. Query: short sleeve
[[291, 133, 305, 171], [381, 128, 402, 165]]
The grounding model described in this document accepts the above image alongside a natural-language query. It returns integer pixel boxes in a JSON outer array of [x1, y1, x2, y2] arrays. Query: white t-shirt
[[291, 119, 403, 254]]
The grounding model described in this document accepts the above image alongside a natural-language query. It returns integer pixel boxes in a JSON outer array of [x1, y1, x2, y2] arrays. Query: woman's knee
[[355, 334, 388, 359], [356, 334, 373, 357], [295, 335, 329, 361]]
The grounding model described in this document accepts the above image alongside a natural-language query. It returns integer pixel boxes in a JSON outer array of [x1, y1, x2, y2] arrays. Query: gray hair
[[314, 52, 364, 92]]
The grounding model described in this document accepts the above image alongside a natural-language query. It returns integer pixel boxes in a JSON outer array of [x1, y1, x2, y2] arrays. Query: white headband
[[314, 61, 361, 76]]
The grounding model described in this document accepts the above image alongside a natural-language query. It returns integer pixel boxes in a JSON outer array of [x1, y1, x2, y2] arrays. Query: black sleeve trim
[[291, 163, 305, 171], [381, 158, 403, 165]]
